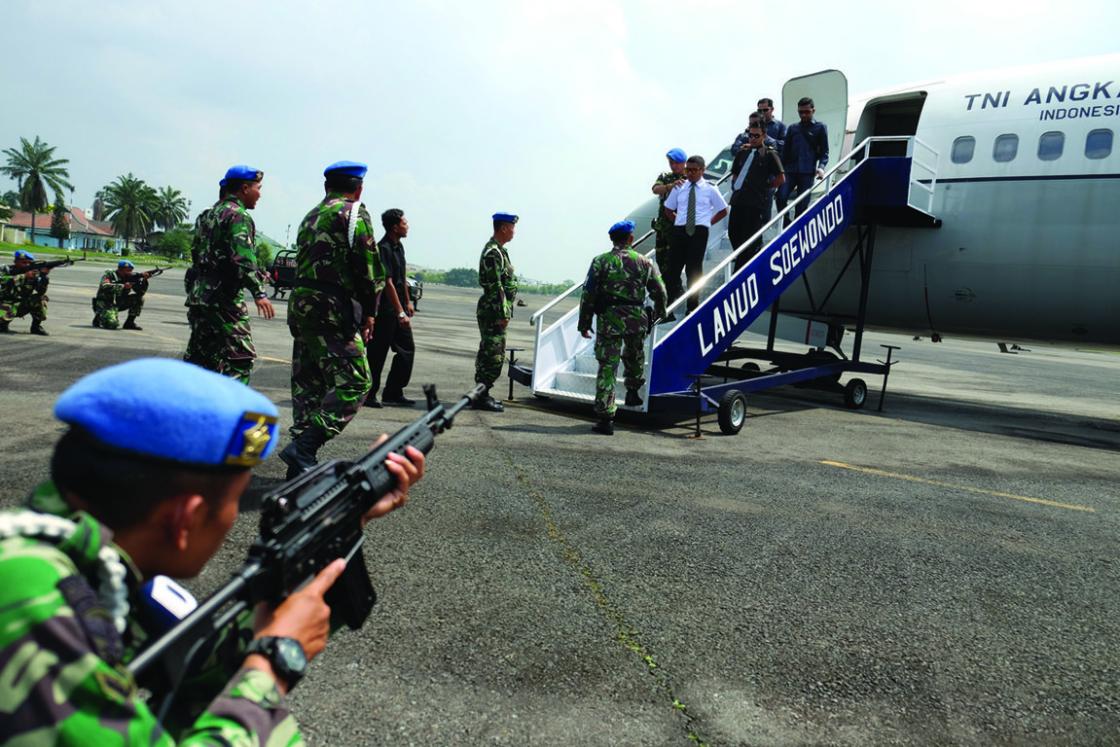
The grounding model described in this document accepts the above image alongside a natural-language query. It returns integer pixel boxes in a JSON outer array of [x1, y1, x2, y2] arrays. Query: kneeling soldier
[[0, 249, 50, 335], [0, 358, 424, 743], [93, 259, 147, 329], [578, 220, 668, 435]]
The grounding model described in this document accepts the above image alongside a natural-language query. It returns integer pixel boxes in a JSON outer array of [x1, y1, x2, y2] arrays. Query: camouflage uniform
[[0, 266, 49, 327], [288, 194, 385, 440], [652, 171, 682, 271], [578, 244, 668, 418], [93, 268, 146, 329], [0, 482, 302, 745], [474, 239, 517, 387], [184, 197, 268, 384]]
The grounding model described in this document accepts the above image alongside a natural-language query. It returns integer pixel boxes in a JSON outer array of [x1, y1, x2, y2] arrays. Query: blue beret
[[55, 358, 280, 468], [118, 260, 134, 269], [220, 165, 263, 187], [324, 160, 368, 179], [492, 212, 519, 224], [666, 148, 687, 163], [14, 250, 36, 261], [609, 220, 635, 236]]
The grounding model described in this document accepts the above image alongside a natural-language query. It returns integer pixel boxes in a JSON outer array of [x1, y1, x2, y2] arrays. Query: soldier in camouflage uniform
[[184, 165, 275, 384], [651, 149, 687, 277], [280, 161, 388, 480], [0, 249, 50, 335], [0, 357, 424, 745], [578, 220, 668, 435], [92, 259, 148, 329], [472, 212, 519, 412]]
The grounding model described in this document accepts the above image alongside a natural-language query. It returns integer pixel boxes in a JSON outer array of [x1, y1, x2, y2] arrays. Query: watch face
[[276, 638, 308, 672]]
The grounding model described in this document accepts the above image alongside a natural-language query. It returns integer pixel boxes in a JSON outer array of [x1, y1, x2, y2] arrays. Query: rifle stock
[[128, 383, 485, 696]]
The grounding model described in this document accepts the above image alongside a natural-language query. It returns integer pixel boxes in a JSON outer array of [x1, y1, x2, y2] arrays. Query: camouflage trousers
[[594, 332, 646, 418], [289, 327, 372, 440], [0, 292, 47, 324], [474, 316, 508, 387], [184, 302, 256, 384], [92, 287, 144, 329]]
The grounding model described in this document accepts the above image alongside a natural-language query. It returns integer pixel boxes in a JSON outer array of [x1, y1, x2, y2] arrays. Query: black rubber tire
[[717, 390, 747, 435], [844, 378, 868, 409], [741, 362, 760, 372]]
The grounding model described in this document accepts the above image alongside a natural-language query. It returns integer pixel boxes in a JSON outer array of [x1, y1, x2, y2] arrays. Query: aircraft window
[[950, 136, 975, 164], [1085, 129, 1113, 159], [1038, 131, 1064, 161], [993, 134, 1018, 163]]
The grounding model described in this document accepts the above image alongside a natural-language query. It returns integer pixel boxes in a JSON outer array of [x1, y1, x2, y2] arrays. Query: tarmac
[[1, 262, 1118, 745]]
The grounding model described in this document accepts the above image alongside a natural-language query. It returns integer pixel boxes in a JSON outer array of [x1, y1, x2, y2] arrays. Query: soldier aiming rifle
[[0, 249, 85, 335], [93, 259, 164, 330]]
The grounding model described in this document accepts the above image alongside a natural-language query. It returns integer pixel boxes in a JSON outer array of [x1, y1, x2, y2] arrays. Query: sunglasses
[[749, 133, 762, 139]]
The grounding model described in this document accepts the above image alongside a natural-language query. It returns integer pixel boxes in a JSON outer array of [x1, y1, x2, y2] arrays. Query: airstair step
[[553, 371, 597, 396], [571, 355, 598, 374]]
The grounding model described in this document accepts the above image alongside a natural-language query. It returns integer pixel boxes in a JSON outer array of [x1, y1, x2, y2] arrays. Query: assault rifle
[[2, 254, 86, 276], [128, 383, 484, 712], [128, 267, 165, 290]]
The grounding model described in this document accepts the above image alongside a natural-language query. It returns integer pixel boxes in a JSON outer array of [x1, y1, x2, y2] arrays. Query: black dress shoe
[[123, 319, 143, 330], [29, 323, 48, 336], [363, 397, 382, 408], [381, 393, 416, 407]]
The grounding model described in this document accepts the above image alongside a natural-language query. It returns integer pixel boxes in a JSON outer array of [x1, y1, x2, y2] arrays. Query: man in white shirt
[[662, 155, 729, 315]]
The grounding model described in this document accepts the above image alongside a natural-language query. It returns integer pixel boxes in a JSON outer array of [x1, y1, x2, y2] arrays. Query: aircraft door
[[782, 70, 848, 167]]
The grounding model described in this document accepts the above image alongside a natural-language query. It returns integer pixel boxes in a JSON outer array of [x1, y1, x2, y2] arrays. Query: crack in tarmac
[[484, 417, 714, 746]]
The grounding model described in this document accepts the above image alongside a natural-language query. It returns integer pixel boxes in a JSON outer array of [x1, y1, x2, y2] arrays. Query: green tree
[[154, 226, 192, 259], [255, 236, 278, 267], [102, 173, 158, 251], [0, 202, 11, 222], [1, 190, 20, 210], [154, 186, 189, 231], [49, 201, 70, 247], [443, 267, 479, 287], [0, 136, 73, 243]]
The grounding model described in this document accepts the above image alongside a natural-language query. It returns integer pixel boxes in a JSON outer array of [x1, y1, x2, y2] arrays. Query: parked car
[[269, 249, 298, 299]]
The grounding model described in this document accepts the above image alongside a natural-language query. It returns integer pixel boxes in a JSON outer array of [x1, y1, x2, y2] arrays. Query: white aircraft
[[627, 53, 1120, 346]]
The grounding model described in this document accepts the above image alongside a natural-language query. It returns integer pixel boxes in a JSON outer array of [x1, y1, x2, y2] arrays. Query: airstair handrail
[[659, 135, 923, 321], [528, 170, 734, 325]]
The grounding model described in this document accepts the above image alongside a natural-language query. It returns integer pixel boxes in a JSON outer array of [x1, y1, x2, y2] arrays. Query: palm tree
[[102, 173, 158, 251], [154, 186, 190, 231], [91, 188, 109, 221], [0, 136, 73, 243]]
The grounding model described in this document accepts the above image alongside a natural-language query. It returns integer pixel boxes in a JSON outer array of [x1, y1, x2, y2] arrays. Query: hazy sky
[[2, 0, 1116, 281]]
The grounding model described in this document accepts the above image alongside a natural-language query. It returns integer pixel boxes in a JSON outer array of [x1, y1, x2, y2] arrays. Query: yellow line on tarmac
[[820, 460, 1096, 513], [258, 356, 291, 364]]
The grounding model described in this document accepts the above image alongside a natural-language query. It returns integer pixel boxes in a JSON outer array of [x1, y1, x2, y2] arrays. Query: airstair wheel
[[717, 390, 748, 435], [843, 378, 868, 409]]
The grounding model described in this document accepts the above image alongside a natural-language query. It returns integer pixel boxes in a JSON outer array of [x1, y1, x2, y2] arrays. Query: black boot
[[123, 317, 142, 330], [92, 315, 102, 328], [279, 428, 329, 480], [0, 321, 10, 334], [591, 417, 614, 436], [29, 322, 48, 336], [471, 387, 505, 412], [624, 389, 643, 407]]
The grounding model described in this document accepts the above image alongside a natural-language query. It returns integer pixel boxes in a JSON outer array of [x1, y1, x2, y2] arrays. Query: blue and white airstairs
[[517, 137, 940, 434]]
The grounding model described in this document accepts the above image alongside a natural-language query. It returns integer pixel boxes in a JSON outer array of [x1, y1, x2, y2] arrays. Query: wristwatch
[[246, 636, 308, 689], [398, 310, 408, 319]]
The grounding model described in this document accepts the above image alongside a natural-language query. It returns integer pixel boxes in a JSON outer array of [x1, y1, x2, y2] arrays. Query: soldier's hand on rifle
[[359, 435, 426, 526], [497, 318, 509, 330], [254, 295, 275, 320], [24, 270, 38, 280], [248, 558, 347, 692]]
